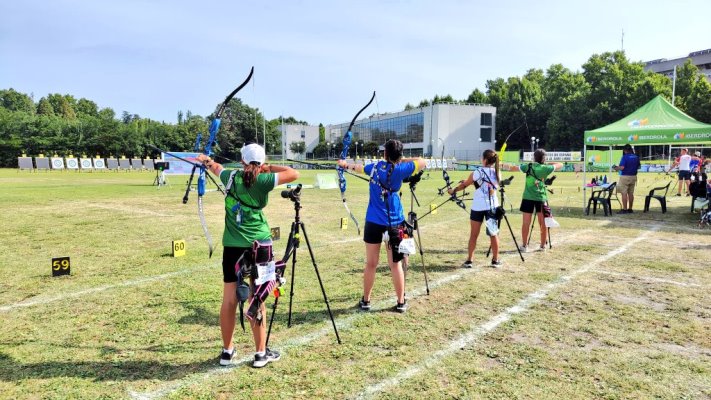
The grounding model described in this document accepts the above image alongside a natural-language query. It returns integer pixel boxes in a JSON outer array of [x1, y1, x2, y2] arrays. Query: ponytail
[[483, 149, 500, 185], [243, 162, 261, 188]]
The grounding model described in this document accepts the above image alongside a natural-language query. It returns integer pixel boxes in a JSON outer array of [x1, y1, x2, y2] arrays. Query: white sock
[[223, 348, 234, 354], [255, 351, 266, 357]]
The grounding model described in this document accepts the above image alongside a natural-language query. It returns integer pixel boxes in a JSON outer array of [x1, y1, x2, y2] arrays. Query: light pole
[[326, 141, 331, 159], [535, 138, 540, 150], [354, 141, 359, 159], [530, 136, 536, 153]]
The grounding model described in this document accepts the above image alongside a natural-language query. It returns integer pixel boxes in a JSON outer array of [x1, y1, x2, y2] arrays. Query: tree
[[404, 103, 415, 110], [75, 98, 98, 117], [0, 88, 35, 114], [686, 77, 711, 123], [417, 99, 431, 107], [318, 123, 325, 142], [36, 97, 55, 116], [465, 88, 488, 104], [289, 141, 306, 158], [363, 141, 380, 158]]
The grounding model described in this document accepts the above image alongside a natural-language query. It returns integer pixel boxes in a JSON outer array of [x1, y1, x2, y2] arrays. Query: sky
[[1, 0, 708, 125]]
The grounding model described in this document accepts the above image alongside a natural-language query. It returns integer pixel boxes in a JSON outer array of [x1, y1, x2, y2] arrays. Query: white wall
[[280, 124, 320, 159]]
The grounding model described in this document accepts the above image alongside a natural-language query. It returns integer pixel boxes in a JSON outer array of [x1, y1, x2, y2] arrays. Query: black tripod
[[486, 177, 525, 262], [265, 184, 341, 347], [403, 172, 430, 295], [526, 203, 552, 249]]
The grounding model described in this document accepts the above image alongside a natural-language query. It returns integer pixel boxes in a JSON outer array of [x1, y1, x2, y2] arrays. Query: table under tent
[[582, 95, 711, 207]]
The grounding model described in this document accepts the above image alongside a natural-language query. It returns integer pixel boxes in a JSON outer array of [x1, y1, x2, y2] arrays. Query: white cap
[[241, 144, 266, 165], [695, 151, 701, 156]]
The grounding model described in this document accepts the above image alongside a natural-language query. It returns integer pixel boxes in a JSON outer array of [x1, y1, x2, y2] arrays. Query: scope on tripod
[[500, 176, 514, 187], [281, 184, 302, 201], [544, 175, 557, 186]]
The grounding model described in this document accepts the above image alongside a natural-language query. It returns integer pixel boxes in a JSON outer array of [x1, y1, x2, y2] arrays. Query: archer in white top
[[448, 149, 502, 267]]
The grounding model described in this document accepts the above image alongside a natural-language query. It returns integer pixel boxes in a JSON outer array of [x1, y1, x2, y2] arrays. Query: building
[[325, 103, 496, 161], [278, 124, 320, 160], [644, 48, 711, 82]]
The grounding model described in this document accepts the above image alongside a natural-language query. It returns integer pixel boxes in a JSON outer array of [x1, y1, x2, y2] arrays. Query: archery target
[[435, 159, 442, 169], [118, 159, 131, 169], [66, 158, 79, 169], [106, 159, 119, 170], [93, 158, 106, 169], [425, 159, 432, 169], [442, 159, 448, 170], [18, 157, 34, 170], [35, 158, 50, 170], [130, 159, 143, 169], [51, 157, 65, 169], [80, 158, 93, 169], [143, 159, 154, 170]]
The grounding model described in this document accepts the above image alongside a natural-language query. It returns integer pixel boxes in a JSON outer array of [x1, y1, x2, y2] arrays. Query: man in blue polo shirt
[[613, 144, 641, 214]]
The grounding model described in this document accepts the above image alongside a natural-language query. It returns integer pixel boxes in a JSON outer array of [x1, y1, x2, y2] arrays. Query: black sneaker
[[394, 301, 408, 313], [676, 193, 682, 196], [219, 348, 235, 366], [616, 209, 628, 214], [627, 209, 633, 214], [358, 297, 371, 311], [462, 260, 473, 268], [491, 259, 503, 268], [253, 348, 281, 368]]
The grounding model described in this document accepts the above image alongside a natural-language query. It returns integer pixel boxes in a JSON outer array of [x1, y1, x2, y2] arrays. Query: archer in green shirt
[[504, 149, 563, 252]]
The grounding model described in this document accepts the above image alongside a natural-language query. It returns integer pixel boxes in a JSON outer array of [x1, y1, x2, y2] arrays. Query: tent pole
[[668, 145, 672, 170], [583, 144, 587, 208], [609, 146, 613, 174]]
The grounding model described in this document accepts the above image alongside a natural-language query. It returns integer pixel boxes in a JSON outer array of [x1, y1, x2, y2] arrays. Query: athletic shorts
[[519, 199, 544, 214], [470, 209, 493, 222], [363, 221, 390, 244], [617, 175, 637, 195], [678, 170, 691, 180], [222, 246, 250, 283]]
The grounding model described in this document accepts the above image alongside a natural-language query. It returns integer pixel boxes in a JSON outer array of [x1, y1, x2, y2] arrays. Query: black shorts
[[222, 246, 250, 283], [363, 221, 389, 244], [470, 210, 493, 222], [520, 199, 544, 214], [678, 170, 691, 180]]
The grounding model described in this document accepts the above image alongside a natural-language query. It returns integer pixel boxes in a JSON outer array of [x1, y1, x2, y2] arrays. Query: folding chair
[[643, 182, 671, 213], [586, 182, 617, 216]]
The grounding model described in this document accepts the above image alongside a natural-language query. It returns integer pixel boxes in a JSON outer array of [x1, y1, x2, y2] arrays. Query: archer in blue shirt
[[337, 139, 426, 313]]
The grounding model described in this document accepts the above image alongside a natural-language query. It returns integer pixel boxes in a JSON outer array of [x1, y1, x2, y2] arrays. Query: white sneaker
[[519, 245, 528, 253], [539, 246, 547, 252]]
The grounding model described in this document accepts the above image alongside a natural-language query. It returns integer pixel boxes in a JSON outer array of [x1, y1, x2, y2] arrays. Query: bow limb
[[338, 91, 376, 235], [198, 196, 214, 258]]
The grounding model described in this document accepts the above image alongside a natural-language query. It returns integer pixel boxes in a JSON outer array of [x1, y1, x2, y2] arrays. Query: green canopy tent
[[582, 95, 711, 207]]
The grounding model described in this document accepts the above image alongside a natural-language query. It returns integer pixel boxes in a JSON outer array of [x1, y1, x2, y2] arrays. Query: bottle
[[603, 175, 607, 184]]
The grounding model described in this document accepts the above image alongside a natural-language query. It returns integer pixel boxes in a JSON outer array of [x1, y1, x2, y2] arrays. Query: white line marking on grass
[[354, 227, 657, 400], [0, 265, 214, 313], [128, 229, 596, 399], [594, 270, 704, 288]]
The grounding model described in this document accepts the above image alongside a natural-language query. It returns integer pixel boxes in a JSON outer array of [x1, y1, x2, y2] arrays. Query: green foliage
[[318, 123, 325, 143], [0, 89, 281, 167], [289, 140, 306, 155], [466, 88, 488, 104], [0, 88, 35, 114]]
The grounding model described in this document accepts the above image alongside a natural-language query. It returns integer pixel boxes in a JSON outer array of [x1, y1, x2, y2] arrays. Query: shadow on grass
[[177, 302, 219, 326], [0, 352, 214, 382]]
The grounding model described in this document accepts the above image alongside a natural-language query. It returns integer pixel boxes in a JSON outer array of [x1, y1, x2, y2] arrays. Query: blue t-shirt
[[619, 153, 640, 176], [363, 160, 416, 226]]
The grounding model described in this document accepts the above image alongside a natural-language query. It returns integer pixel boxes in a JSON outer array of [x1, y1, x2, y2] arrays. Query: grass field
[[1, 167, 709, 400]]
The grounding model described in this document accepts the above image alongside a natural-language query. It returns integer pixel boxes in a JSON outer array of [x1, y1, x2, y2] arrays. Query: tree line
[[0, 89, 293, 167], [2, 50, 710, 167], [409, 51, 711, 152]]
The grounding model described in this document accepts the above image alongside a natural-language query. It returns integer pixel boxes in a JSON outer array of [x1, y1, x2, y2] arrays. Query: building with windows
[[325, 103, 496, 161], [644, 48, 711, 82], [279, 124, 320, 160]]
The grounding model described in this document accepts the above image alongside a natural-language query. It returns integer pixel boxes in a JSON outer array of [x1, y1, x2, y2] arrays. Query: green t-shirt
[[520, 163, 555, 202], [219, 169, 276, 248]]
